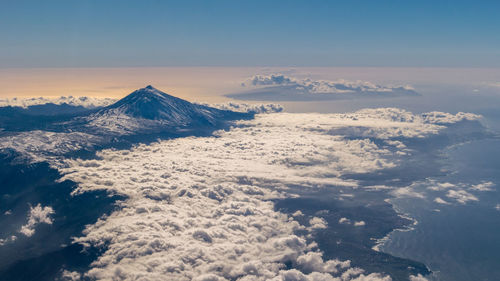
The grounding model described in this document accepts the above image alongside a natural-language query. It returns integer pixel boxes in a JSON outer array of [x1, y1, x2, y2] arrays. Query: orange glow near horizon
[[1, 67, 499, 103], [0, 67, 266, 103]]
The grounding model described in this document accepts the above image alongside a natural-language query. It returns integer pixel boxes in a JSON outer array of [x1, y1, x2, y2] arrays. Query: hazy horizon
[[1, 66, 499, 100]]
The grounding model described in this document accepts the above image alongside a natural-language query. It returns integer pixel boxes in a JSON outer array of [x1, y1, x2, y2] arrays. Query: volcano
[[101, 85, 236, 125], [82, 86, 251, 135]]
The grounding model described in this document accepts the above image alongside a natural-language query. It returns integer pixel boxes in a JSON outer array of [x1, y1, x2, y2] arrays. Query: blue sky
[[1, 0, 499, 67]]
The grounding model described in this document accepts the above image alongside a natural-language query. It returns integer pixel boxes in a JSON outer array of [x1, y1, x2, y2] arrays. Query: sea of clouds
[[0, 104, 490, 280], [50, 108, 484, 281]]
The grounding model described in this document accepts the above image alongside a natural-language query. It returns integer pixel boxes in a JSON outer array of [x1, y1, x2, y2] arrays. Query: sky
[[1, 0, 500, 68]]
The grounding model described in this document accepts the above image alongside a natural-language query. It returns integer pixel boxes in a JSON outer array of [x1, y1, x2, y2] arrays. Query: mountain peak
[[141, 85, 160, 92], [80, 85, 252, 135], [104, 86, 193, 120], [91, 86, 250, 130], [132, 85, 164, 97]]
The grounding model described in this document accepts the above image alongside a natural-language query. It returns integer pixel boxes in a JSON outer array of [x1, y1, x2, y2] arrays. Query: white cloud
[[353, 221, 366, 227], [428, 181, 495, 193], [0, 107, 480, 279], [495, 204, 500, 211], [0, 235, 17, 246], [469, 181, 494, 191], [296, 252, 350, 274], [0, 107, 479, 165], [416, 179, 493, 205], [58, 270, 83, 281], [228, 74, 418, 101], [409, 274, 429, 281], [198, 102, 284, 114], [446, 190, 478, 204], [0, 96, 116, 108], [268, 268, 391, 281], [433, 197, 450, 205], [421, 112, 481, 124], [19, 204, 55, 237], [243, 74, 415, 95], [293, 211, 304, 217], [338, 218, 350, 224], [391, 187, 425, 199], [309, 217, 328, 229], [58, 109, 451, 280], [427, 182, 455, 191]]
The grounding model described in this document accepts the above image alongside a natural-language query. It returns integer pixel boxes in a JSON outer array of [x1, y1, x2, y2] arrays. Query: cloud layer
[[227, 74, 419, 101], [56, 108, 478, 280], [197, 102, 284, 114]]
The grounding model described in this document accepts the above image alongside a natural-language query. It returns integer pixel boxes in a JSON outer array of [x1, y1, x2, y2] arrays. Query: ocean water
[[380, 137, 500, 281]]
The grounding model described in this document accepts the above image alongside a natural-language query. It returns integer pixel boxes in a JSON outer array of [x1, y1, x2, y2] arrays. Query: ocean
[[380, 136, 500, 281]]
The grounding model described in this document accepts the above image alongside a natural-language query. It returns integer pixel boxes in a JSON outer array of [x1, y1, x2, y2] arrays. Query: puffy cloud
[[58, 270, 83, 281], [1, 107, 483, 279], [271, 269, 338, 281], [469, 181, 494, 191], [293, 252, 351, 276], [0, 96, 116, 108], [293, 211, 305, 217], [244, 75, 414, 95], [0, 108, 478, 165], [19, 204, 55, 237], [390, 187, 425, 199], [414, 179, 493, 205], [0, 235, 17, 246], [58, 109, 452, 280], [338, 218, 350, 224], [446, 189, 478, 204], [421, 112, 481, 125], [268, 269, 392, 281], [309, 217, 328, 229], [433, 197, 451, 205], [63, 111, 440, 193], [353, 221, 366, 227], [244, 74, 295, 87], [427, 182, 455, 191], [228, 74, 418, 101], [409, 274, 429, 281], [198, 102, 284, 114], [336, 218, 365, 227]]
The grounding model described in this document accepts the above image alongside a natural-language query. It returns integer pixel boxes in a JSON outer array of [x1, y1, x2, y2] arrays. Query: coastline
[[372, 198, 420, 253]]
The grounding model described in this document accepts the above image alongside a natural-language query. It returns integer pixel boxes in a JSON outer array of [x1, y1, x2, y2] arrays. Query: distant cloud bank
[[226, 74, 419, 101], [198, 102, 284, 114], [0, 96, 117, 108]]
